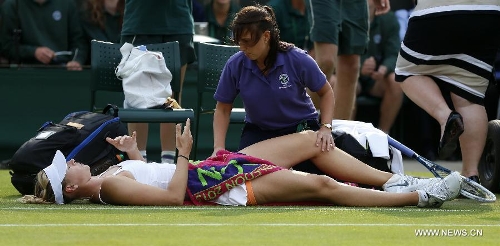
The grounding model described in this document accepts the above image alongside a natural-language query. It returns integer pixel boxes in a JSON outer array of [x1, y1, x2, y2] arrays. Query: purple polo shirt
[[214, 47, 327, 130]]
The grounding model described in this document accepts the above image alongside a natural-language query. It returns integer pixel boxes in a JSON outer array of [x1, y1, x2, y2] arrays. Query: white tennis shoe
[[383, 173, 441, 193], [417, 171, 462, 208]]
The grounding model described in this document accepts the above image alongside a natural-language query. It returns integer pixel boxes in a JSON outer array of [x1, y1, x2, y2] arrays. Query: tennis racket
[[388, 136, 496, 203]]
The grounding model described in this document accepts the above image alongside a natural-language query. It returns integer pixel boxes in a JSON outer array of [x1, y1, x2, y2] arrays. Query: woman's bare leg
[[239, 131, 393, 186], [399, 76, 453, 140], [451, 93, 487, 177], [400, 75, 486, 177], [251, 170, 418, 206]]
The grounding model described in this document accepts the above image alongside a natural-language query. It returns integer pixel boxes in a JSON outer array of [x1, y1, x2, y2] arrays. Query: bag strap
[[102, 104, 119, 117]]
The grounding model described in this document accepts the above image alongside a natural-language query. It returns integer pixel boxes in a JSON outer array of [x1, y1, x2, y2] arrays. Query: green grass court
[[0, 170, 499, 245]]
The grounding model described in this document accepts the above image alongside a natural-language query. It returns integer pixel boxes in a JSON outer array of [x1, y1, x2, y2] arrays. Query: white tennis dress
[[97, 160, 247, 205]]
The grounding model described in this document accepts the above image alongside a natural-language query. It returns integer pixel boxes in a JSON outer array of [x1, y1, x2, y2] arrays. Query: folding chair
[[90, 40, 194, 157], [193, 42, 245, 160]]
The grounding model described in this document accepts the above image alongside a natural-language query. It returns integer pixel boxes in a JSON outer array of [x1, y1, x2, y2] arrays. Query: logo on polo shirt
[[373, 34, 382, 44], [278, 73, 291, 89], [52, 10, 62, 21]]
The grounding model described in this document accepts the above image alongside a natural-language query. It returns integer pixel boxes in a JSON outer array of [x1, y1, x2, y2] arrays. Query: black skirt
[[395, 2, 500, 105]]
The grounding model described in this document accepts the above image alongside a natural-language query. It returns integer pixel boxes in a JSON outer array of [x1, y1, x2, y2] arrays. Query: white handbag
[[115, 43, 173, 109]]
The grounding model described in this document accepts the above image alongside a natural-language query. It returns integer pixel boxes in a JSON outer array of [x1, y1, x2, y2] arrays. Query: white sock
[[416, 190, 429, 207], [383, 173, 401, 186], [161, 150, 176, 163], [139, 150, 147, 161]]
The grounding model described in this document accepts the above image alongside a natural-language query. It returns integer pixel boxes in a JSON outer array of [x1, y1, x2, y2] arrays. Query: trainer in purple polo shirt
[[212, 4, 335, 175], [215, 47, 324, 130]]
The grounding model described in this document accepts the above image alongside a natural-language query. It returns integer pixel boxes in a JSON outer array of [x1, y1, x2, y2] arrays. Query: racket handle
[[388, 136, 416, 157]]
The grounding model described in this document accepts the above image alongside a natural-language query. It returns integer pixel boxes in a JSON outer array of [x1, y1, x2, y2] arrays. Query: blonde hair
[[18, 171, 73, 204]]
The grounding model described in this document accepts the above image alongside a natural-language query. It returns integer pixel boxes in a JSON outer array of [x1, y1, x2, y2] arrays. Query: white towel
[[331, 120, 404, 174]]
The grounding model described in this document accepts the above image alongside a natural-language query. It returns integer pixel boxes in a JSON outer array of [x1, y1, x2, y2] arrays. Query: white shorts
[[213, 184, 248, 206]]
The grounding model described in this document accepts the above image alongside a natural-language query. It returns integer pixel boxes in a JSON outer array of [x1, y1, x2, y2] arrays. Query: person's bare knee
[[314, 43, 337, 76], [385, 74, 402, 95], [309, 175, 341, 199], [338, 55, 360, 74], [300, 130, 321, 145]]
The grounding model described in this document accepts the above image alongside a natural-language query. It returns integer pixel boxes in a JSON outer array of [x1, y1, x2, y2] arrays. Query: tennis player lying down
[[22, 119, 462, 208]]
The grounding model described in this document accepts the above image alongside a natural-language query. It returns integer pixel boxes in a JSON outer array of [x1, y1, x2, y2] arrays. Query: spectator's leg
[[160, 63, 189, 162], [370, 73, 403, 133], [451, 94, 486, 177], [308, 42, 338, 107], [334, 54, 360, 120], [400, 75, 453, 134]]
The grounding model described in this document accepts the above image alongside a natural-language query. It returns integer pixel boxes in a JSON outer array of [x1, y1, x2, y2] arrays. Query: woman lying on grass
[[21, 119, 462, 208]]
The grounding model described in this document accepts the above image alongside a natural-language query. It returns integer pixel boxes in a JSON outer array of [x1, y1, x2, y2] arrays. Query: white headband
[[43, 150, 67, 204]]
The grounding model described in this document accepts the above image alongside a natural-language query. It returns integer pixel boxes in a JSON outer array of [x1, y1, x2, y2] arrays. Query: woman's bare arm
[[164, 119, 193, 204], [100, 119, 194, 206], [99, 176, 185, 205]]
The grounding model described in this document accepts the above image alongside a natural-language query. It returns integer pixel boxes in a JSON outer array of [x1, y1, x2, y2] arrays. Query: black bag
[[9, 104, 128, 195], [334, 132, 391, 173], [333, 131, 392, 190]]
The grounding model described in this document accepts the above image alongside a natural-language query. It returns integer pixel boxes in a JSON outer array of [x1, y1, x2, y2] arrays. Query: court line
[[0, 223, 498, 227], [0, 207, 476, 212]]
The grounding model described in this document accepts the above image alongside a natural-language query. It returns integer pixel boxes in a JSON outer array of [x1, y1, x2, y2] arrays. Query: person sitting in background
[[203, 0, 241, 44], [355, 0, 403, 134], [389, 0, 415, 41], [0, 0, 87, 70], [76, 0, 124, 65], [22, 119, 462, 207], [268, 0, 313, 54]]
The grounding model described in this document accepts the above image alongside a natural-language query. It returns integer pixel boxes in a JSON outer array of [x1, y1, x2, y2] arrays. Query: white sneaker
[[383, 173, 441, 193], [417, 171, 462, 208]]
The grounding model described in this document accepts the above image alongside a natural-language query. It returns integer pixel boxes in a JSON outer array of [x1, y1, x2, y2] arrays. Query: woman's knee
[[316, 55, 335, 71], [310, 175, 341, 194], [300, 130, 322, 149]]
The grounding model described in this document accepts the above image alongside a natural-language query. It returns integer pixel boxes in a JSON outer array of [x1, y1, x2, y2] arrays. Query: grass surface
[[0, 170, 499, 245]]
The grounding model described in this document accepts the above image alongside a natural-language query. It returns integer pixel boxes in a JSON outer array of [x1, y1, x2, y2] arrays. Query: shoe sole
[[439, 117, 464, 159]]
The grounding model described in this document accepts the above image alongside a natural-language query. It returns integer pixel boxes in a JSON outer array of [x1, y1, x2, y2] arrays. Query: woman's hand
[[371, 65, 387, 81], [361, 56, 376, 76], [316, 127, 335, 151], [106, 131, 138, 152], [34, 47, 54, 64], [176, 119, 193, 157], [66, 61, 82, 71], [373, 0, 390, 15]]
